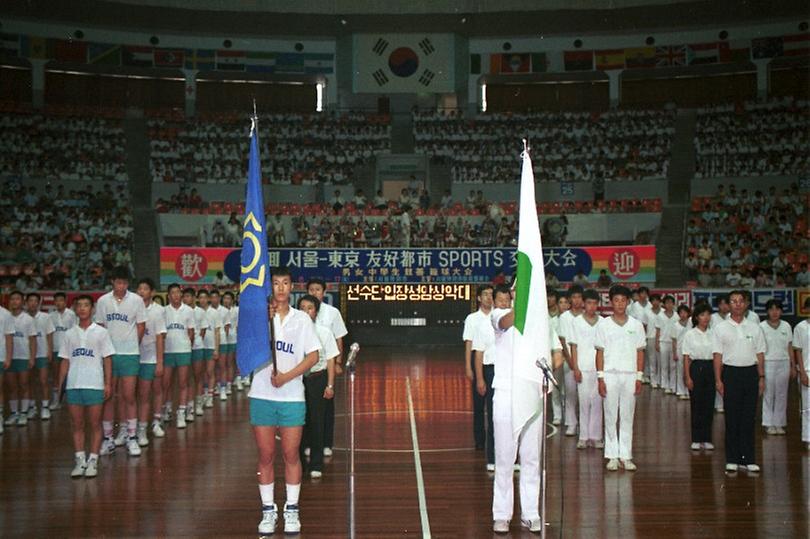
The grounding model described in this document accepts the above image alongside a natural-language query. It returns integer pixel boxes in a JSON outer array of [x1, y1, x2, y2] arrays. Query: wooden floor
[[1, 348, 808, 538]]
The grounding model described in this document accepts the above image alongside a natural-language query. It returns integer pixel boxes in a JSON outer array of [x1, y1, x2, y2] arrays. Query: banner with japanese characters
[[160, 246, 656, 285]]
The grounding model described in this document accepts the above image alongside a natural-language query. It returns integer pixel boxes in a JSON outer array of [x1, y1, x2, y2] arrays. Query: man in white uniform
[[206, 289, 227, 407], [184, 287, 207, 421], [136, 278, 167, 446], [655, 295, 678, 394], [163, 283, 196, 429], [568, 289, 604, 449], [470, 285, 496, 469], [759, 299, 793, 435], [49, 292, 77, 409], [0, 302, 16, 433], [5, 290, 38, 427], [792, 297, 810, 450], [644, 294, 663, 389], [710, 294, 731, 412], [595, 285, 646, 472], [628, 286, 652, 383], [464, 284, 494, 453], [557, 285, 584, 436], [26, 292, 55, 419]]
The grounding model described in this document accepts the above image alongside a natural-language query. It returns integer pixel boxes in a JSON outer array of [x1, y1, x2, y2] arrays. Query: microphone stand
[[535, 358, 557, 539], [344, 343, 360, 539]]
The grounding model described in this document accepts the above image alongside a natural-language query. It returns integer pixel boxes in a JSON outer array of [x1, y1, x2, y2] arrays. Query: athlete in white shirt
[[644, 294, 663, 389], [628, 286, 652, 383], [206, 289, 227, 408], [709, 294, 731, 412], [4, 290, 38, 427], [464, 284, 494, 456], [558, 285, 584, 437], [253, 268, 320, 535], [670, 304, 693, 399], [94, 267, 147, 456], [26, 292, 55, 420], [683, 303, 716, 450], [163, 284, 196, 429], [791, 299, 810, 449], [655, 295, 678, 394], [49, 292, 77, 409], [220, 292, 236, 400], [136, 278, 167, 445], [759, 299, 793, 435], [57, 294, 114, 478], [184, 287, 207, 421], [470, 284, 496, 469], [568, 289, 604, 449], [0, 304, 16, 432], [307, 278, 348, 457], [595, 285, 646, 472]]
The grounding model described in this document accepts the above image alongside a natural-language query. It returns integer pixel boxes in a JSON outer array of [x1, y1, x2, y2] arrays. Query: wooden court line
[[406, 376, 432, 538]]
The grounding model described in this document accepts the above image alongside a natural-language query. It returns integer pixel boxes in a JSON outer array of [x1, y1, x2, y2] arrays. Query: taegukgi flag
[[236, 116, 272, 375], [511, 143, 552, 439]]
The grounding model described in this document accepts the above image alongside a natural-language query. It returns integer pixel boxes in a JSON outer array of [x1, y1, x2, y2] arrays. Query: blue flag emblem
[[236, 117, 271, 375]]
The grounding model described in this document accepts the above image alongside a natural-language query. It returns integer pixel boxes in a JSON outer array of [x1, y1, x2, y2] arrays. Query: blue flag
[[236, 118, 271, 375]]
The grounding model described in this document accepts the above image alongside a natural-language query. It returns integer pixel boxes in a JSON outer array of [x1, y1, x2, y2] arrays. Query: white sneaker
[[621, 459, 637, 471], [766, 426, 777, 435], [219, 389, 228, 401], [225, 382, 232, 395], [26, 406, 38, 419], [185, 406, 195, 422], [17, 414, 28, 427], [152, 422, 166, 438], [235, 378, 244, 392], [576, 440, 587, 449], [775, 427, 786, 435], [176, 414, 187, 429], [665, 389, 674, 395], [242, 376, 251, 387], [716, 408, 724, 413], [594, 440, 605, 449], [71, 456, 87, 478], [100, 437, 116, 456], [51, 397, 61, 410], [690, 442, 701, 451], [41, 407, 51, 420], [743, 464, 760, 473], [493, 519, 510, 533], [127, 437, 142, 457], [258, 504, 278, 535], [486, 463, 495, 472], [651, 383, 659, 389], [4, 413, 18, 426], [310, 470, 322, 479], [551, 418, 561, 426], [137, 428, 149, 447], [703, 443, 714, 450], [725, 463, 738, 472], [678, 395, 689, 400], [606, 458, 620, 471], [204, 395, 214, 408], [521, 518, 543, 532], [565, 426, 577, 436], [283, 503, 301, 534], [162, 407, 171, 423], [323, 447, 333, 457], [84, 457, 98, 478], [195, 397, 205, 415], [114, 428, 129, 447]]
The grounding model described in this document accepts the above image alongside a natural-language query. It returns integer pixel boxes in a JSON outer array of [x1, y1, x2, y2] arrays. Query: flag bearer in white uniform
[[49, 292, 77, 409], [791, 298, 810, 450], [464, 284, 494, 454], [670, 304, 693, 399], [557, 284, 584, 437], [0, 303, 16, 433], [644, 294, 662, 389], [253, 267, 320, 535], [568, 289, 604, 449], [759, 299, 793, 435], [471, 284, 496, 470], [596, 285, 646, 472], [163, 283, 195, 429], [57, 295, 114, 479], [490, 284, 563, 534], [95, 267, 146, 457], [655, 295, 677, 394], [184, 287, 206, 421], [136, 278, 167, 445], [4, 290, 37, 427], [26, 292, 55, 420]]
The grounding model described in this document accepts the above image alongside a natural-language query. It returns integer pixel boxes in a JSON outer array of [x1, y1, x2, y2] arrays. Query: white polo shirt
[[164, 303, 195, 354], [59, 322, 115, 391], [792, 320, 809, 370], [49, 308, 77, 354], [94, 290, 147, 355], [249, 308, 321, 402], [568, 314, 603, 372], [204, 307, 222, 350], [681, 327, 714, 361], [192, 306, 208, 351], [31, 311, 55, 358], [140, 303, 167, 364], [759, 320, 792, 361], [745, 310, 760, 325], [11, 311, 38, 360], [316, 301, 348, 341], [711, 317, 766, 367], [465, 309, 495, 366], [594, 315, 646, 373], [311, 323, 339, 374], [0, 306, 15, 361], [491, 308, 562, 390]]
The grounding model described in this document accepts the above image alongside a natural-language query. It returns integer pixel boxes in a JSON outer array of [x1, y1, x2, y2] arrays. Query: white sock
[[88, 453, 98, 462], [103, 421, 114, 438], [178, 405, 186, 414], [286, 483, 300, 506], [10, 400, 19, 413], [138, 421, 148, 430], [41, 399, 49, 409], [259, 483, 274, 507], [165, 401, 173, 411], [127, 418, 137, 436], [75, 451, 86, 461]]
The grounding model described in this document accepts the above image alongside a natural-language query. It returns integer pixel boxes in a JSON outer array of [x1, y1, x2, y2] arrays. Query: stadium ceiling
[[2, 0, 807, 37]]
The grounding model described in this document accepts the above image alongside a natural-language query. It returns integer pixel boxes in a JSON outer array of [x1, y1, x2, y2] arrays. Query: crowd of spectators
[[685, 182, 810, 288], [0, 107, 128, 183], [413, 108, 674, 184], [149, 111, 390, 185], [0, 178, 134, 291], [694, 97, 810, 178]]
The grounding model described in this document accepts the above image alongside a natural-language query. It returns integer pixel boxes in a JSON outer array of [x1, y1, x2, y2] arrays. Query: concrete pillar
[[182, 68, 198, 118], [606, 69, 622, 109], [29, 59, 48, 109], [753, 59, 770, 100]]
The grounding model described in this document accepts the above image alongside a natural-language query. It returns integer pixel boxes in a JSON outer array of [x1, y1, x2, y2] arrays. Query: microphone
[[345, 342, 360, 369], [536, 358, 559, 388]]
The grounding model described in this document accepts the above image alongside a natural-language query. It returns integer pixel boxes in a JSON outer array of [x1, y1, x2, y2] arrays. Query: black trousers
[[303, 371, 328, 472], [689, 361, 715, 443], [472, 358, 485, 448], [722, 365, 758, 465], [482, 365, 495, 465], [324, 389, 335, 449]]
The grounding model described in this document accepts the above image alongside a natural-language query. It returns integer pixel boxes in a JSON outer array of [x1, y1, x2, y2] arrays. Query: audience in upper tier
[[413, 108, 674, 184], [694, 97, 810, 179], [148, 111, 390, 185]]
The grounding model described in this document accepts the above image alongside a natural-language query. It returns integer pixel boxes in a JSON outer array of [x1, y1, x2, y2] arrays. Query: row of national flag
[[0, 34, 334, 74]]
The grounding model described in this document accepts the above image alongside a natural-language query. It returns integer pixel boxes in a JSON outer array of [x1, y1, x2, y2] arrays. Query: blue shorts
[[250, 398, 306, 427], [191, 349, 205, 363], [66, 389, 105, 406], [9, 359, 31, 373], [165, 352, 191, 368], [35, 357, 49, 369], [139, 363, 157, 381], [112, 354, 140, 378]]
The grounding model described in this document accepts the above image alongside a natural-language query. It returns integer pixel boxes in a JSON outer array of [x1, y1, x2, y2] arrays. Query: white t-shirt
[[11, 311, 38, 360], [192, 306, 208, 350], [628, 300, 652, 326], [316, 301, 348, 341], [94, 290, 147, 355], [31, 311, 56, 358], [249, 308, 321, 402], [164, 304, 196, 354], [670, 318, 693, 357], [711, 317, 766, 367], [140, 303, 167, 364], [491, 308, 562, 390], [644, 308, 663, 339], [681, 327, 714, 360], [204, 307, 222, 350], [49, 308, 77, 355], [594, 315, 646, 373], [759, 320, 792, 361], [311, 323, 339, 374], [465, 309, 495, 366], [59, 323, 115, 391], [792, 320, 810, 370], [0, 306, 15, 361], [568, 314, 603, 371], [227, 306, 239, 344], [216, 305, 231, 340], [656, 311, 678, 342], [558, 309, 581, 353]]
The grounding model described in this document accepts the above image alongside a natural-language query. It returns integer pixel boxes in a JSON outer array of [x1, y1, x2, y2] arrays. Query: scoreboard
[[342, 283, 477, 345]]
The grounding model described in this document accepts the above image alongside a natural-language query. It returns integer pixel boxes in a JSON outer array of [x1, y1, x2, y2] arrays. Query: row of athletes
[[464, 284, 810, 533]]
